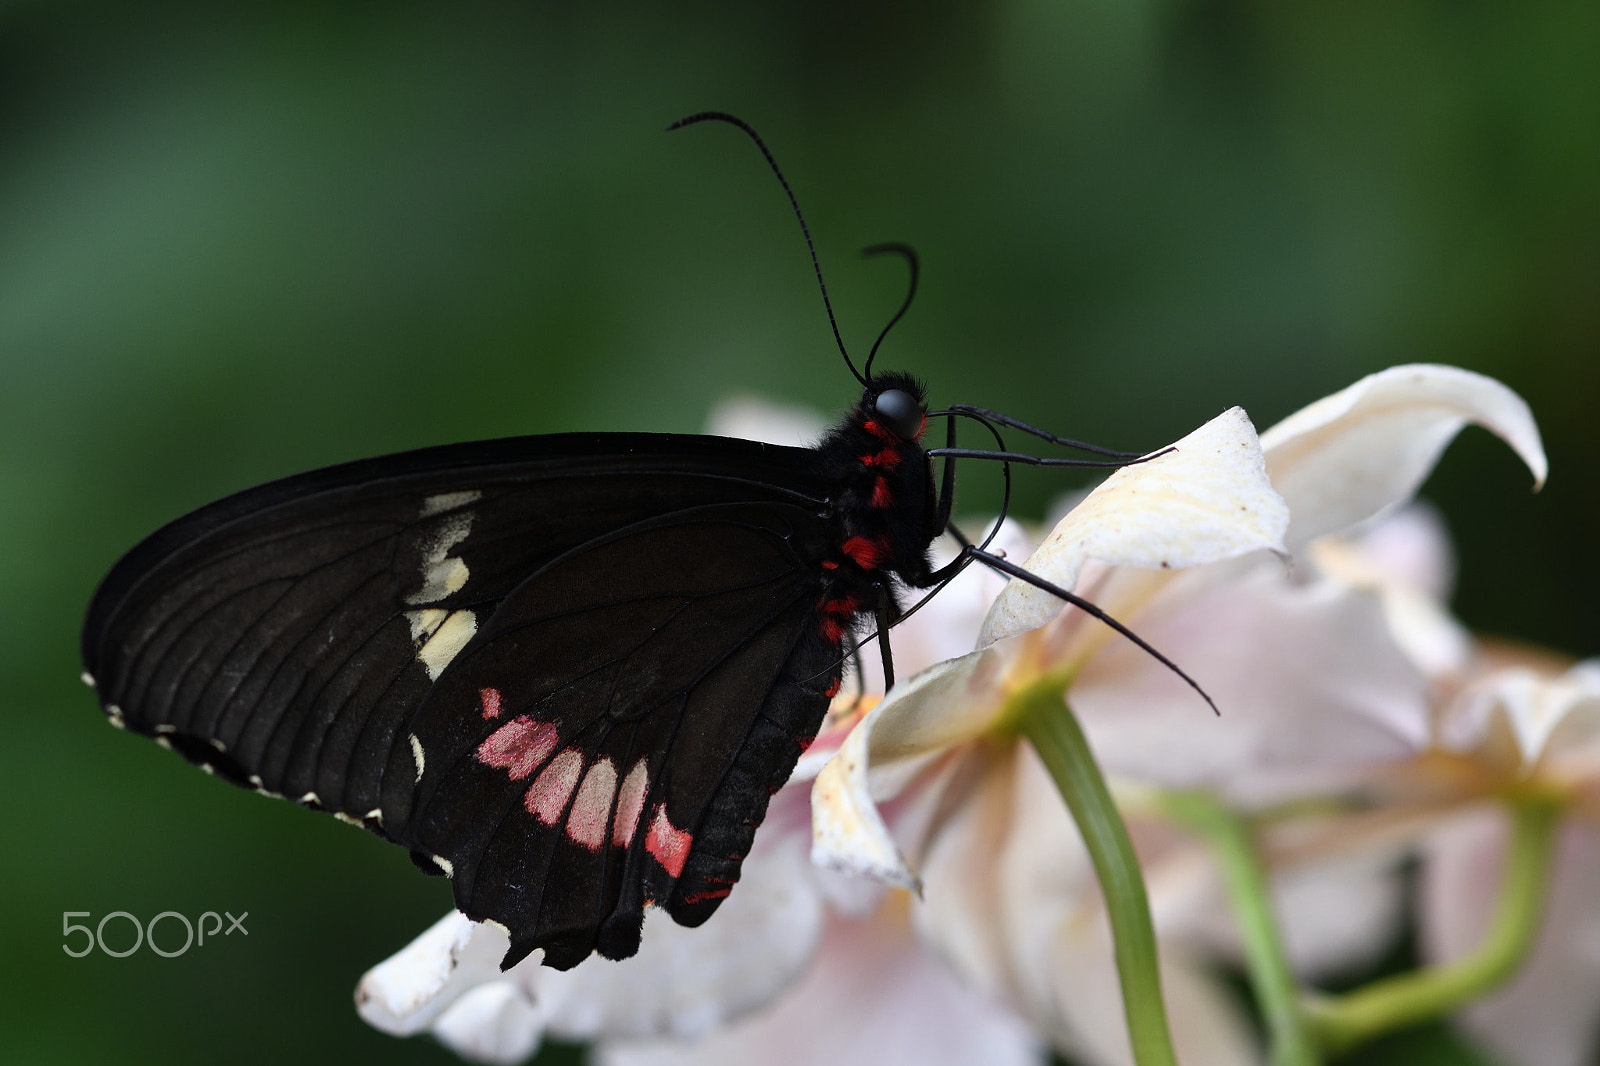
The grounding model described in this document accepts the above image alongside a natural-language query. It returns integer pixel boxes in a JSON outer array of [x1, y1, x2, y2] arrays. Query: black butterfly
[[80, 113, 1206, 973]]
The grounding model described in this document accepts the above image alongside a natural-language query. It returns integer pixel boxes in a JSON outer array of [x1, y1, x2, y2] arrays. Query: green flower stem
[[1016, 682, 1180, 1066], [1304, 795, 1563, 1056], [1163, 791, 1319, 1066]]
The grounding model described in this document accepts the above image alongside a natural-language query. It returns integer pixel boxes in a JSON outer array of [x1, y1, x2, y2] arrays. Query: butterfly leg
[[874, 599, 897, 690]]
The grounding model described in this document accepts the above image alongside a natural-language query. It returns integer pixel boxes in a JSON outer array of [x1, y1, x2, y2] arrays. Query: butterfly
[[80, 112, 1207, 973]]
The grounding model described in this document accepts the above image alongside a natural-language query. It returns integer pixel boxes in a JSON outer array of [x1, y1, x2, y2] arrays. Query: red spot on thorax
[[861, 418, 894, 442], [817, 592, 861, 645], [870, 477, 893, 508], [479, 687, 502, 720], [841, 535, 889, 570], [860, 447, 902, 470], [645, 804, 692, 878], [823, 678, 841, 699]]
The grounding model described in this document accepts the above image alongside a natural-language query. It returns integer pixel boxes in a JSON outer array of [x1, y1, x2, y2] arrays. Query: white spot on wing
[[155, 737, 172, 751], [420, 490, 481, 517], [417, 609, 476, 680], [299, 791, 321, 807], [410, 734, 426, 782], [613, 759, 649, 847], [365, 808, 383, 825], [405, 608, 449, 644], [432, 854, 454, 877], [334, 812, 362, 827], [154, 724, 175, 735], [568, 758, 618, 850], [406, 511, 475, 606], [81, 671, 96, 689], [106, 705, 125, 729]]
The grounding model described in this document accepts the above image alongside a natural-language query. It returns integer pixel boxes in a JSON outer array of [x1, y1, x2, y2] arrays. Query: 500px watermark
[[62, 910, 248, 958]]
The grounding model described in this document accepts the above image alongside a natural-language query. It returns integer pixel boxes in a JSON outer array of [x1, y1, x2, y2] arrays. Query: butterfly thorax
[[807, 372, 940, 659]]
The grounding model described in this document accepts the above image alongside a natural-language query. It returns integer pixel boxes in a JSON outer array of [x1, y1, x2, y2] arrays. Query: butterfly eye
[[874, 389, 923, 440]]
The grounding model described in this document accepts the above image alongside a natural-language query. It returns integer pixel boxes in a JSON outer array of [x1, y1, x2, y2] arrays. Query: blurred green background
[[2, 2, 1594, 1064]]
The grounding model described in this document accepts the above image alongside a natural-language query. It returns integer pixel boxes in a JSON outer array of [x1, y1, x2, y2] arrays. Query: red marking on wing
[[645, 804, 692, 878], [820, 559, 839, 571], [614, 760, 649, 847], [823, 678, 841, 699], [524, 749, 583, 824], [478, 687, 503, 720], [477, 716, 559, 780], [566, 758, 617, 851], [841, 535, 888, 569], [870, 477, 893, 508], [681, 887, 732, 905]]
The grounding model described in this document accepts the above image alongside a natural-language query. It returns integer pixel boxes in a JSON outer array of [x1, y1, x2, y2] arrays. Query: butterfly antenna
[[668, 111, 867, 387], [860, 243, 919, 381]]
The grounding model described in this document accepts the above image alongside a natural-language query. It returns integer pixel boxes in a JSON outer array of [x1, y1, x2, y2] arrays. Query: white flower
[[814, 364, 1546, 1065]]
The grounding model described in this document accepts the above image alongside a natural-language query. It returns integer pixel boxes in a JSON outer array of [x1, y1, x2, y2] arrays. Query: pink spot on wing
[[476, 715, 558, 780], [566, 758, 618, 851], [613, 760, 649, 847], [479, 687, 503, 720], [524, 749, 584, 824], [645, 803, 692, 879]]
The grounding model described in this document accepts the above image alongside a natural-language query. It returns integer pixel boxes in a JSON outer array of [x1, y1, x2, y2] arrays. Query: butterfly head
[[862, 372, 928, 442]]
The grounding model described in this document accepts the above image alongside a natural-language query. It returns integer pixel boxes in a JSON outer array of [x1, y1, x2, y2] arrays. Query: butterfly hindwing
[[399, 500, 840, 968], [82, 433, 843, 968]]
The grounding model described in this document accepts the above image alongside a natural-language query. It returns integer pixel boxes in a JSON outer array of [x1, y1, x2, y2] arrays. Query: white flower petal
[[529, 796, 826, 1043], [355, 910, 512, 1036], [431, 981, 543, 1065], [1071, 562, 1430, 800], [1422, 810, 1600, 1066], [812, 652, 1003, 889], [1258, 364, 1547, 554], [982, 407, 1287, 645], [597, 907, 1044, 1066], [1309, 504, 1473, 680], [704, 395, 827, 446], [1439, 662, 1600, 770], [974, 747, 1262, 1066]]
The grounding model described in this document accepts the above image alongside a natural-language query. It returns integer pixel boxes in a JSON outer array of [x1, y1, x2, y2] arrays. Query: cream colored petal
[[982, 407, 1287, 645], [912, 743, 1030, 1002], [596, 906, 1043, 1066], [528, 801, 826, 1043], [980, 747, 1261, 1066], [1309, 505, 1473, 680], [1439, 662, 1600, 772], [1259, 364, 1547, 554], [430, 981, 543, 1065], [1421, 810, 1600, 1066], [703, 395, 826, 446], [811, 651, 1005, 888], [1071, 562, 1429, 800], [355, 910, 512, 1036]]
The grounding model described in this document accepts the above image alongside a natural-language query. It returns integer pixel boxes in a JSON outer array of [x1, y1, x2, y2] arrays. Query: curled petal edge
[[982, 406, 1288, 644], [1259, 364, 1547, 554], [811, 652, 1003, 890]]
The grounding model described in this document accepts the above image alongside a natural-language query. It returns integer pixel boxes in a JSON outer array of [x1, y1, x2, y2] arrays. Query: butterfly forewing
[[82, 433, 844, 968]]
